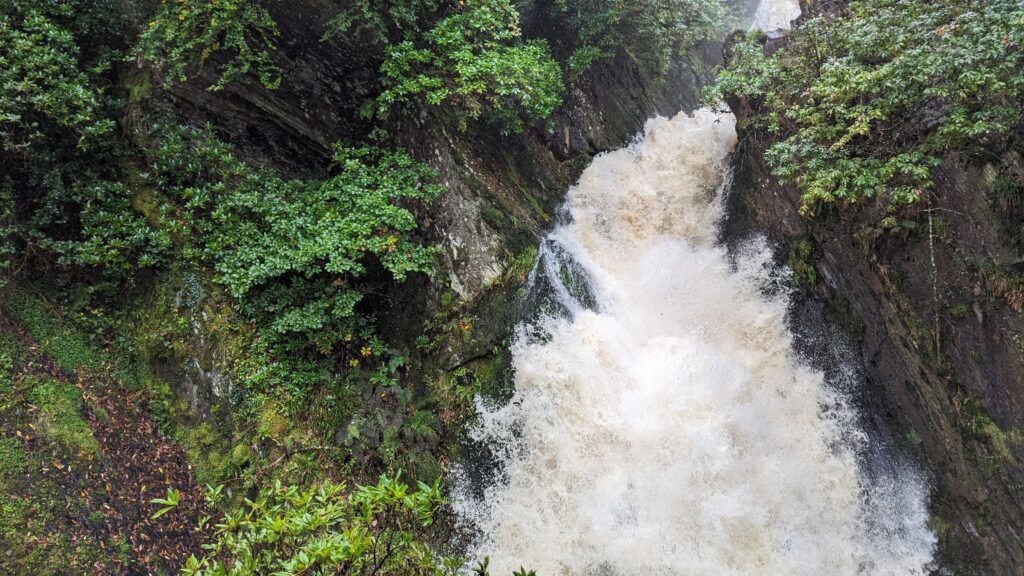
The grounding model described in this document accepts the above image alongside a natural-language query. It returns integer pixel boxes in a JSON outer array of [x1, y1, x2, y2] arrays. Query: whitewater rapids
[[454, 3, 937, 574]]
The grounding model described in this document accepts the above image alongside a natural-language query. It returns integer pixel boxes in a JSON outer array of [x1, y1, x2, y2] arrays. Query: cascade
[[456, 2, 937, 573]]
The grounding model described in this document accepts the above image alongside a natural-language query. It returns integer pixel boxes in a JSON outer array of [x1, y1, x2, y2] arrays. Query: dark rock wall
[[725, 106, 1024, 574]]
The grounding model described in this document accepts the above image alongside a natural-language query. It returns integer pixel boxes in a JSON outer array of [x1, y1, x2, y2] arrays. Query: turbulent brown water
[[455, 3, 937, 574]]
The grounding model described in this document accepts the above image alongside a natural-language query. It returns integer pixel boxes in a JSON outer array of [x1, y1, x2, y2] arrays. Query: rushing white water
[[455, 3, 937, 574], [750, 0, 801, 33]]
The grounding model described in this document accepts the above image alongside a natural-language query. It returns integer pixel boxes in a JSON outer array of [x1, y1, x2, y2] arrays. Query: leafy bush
[[553, 0, 728, 76], [377, 0, 564, 133], [323, 0, 440, 47], [0, 1, 115, 155], [144, 126, 441, 349], [139, 0, 281, 91], [181, 474, 456, 576], [711, 0, 1024, 212]]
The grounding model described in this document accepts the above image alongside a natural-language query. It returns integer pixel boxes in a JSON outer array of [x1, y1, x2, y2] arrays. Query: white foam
[[455, 3, 936, 574]]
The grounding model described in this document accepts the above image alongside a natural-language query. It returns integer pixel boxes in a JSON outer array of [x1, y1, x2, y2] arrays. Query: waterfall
[[455, 3, 937, 574]]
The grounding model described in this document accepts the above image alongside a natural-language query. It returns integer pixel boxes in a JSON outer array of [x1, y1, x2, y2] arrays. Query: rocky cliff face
[[725, 99, 1024, 574], [132, 1, 720, 430]]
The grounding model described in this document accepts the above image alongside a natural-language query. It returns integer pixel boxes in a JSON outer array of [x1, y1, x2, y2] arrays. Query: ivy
[[710, 0, 1024, 212]]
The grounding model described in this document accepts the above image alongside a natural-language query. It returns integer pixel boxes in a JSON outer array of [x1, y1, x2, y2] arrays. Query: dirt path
[[0, 308, 208, 575]]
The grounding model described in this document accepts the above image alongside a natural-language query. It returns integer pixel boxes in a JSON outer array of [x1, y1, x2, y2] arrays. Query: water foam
[[455, 4, 937, 573]]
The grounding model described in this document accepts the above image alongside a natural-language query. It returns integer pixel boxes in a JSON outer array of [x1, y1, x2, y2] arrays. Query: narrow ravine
[[456, 2, 938, 574]]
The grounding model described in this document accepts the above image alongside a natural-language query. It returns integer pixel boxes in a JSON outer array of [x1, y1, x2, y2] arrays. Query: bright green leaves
[[182, 474, 451, 576], [553, 0, 728, 76], [377, 0, 564, 134], [712, 0, 1024, 211], [142, 126, 440, 347], [0, 3, 114, 154], [150, 488, 182, 519], [197, 143, 442, 341], [139, 0, 281, 92]]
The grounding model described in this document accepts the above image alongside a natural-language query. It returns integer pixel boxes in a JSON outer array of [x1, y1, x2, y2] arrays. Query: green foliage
[[711, 0, 1024, 211], [139, 0, 282, 91], [8, 295, 101, 372], [786, 238, 816, 287], [0, 1, 115, 155], [0, 183, 15, 282], [146, 126, 441, 350], [553, 0, 727, 76], [150, 488, 182, 519], [377, 0, 564, 134], [323, 0, 440, 46], [181, 474, 457, 576], [69, 180, 175, 271], [26, 375, 100, 457]]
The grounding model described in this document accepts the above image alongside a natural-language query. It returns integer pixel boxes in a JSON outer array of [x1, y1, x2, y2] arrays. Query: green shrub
[[182, 474, 456, 576], [377, 0, 564, 133], [323, 0, 440, 47], [0, 1, 115, 155], [711, 0, 1024, 212], [139, 0, 281, 91], [554, 0, 727, 76], [144, 126, 441, 350]]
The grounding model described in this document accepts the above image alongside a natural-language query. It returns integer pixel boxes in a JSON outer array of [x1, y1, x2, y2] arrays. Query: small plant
[[786, 238, 816, 287], [182, 474, 453, 576], [150, 488, 181, 519]]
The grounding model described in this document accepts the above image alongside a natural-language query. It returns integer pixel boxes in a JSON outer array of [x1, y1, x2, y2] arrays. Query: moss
[[258, 399, 291, 442], [131, 187, 165, 228], [27, 376, 99, 458], [0, 449, 97, 576], [929, 513, 952, 548], [950, 303, 970, 318], [787, 238, 817, 287], [230, 442, 253, 466], [7, 295, 100, 373], [180, 421, 232, 485], [522, 189, 549, 221], [0, 437, 25, 484], [0, 333, 19, 393], [481, 205, 505, 229], [439, 290, 456, 308], [958, 391, 1022, 462]]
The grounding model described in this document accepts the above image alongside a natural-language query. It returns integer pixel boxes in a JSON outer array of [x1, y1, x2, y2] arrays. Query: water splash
[[751, 0, 801, 34], [455, 4, 936, 574]]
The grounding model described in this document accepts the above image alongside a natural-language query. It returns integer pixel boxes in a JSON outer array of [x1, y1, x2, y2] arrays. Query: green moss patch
[[7, 296, 101, 373], [27, 376, 99, 458]]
